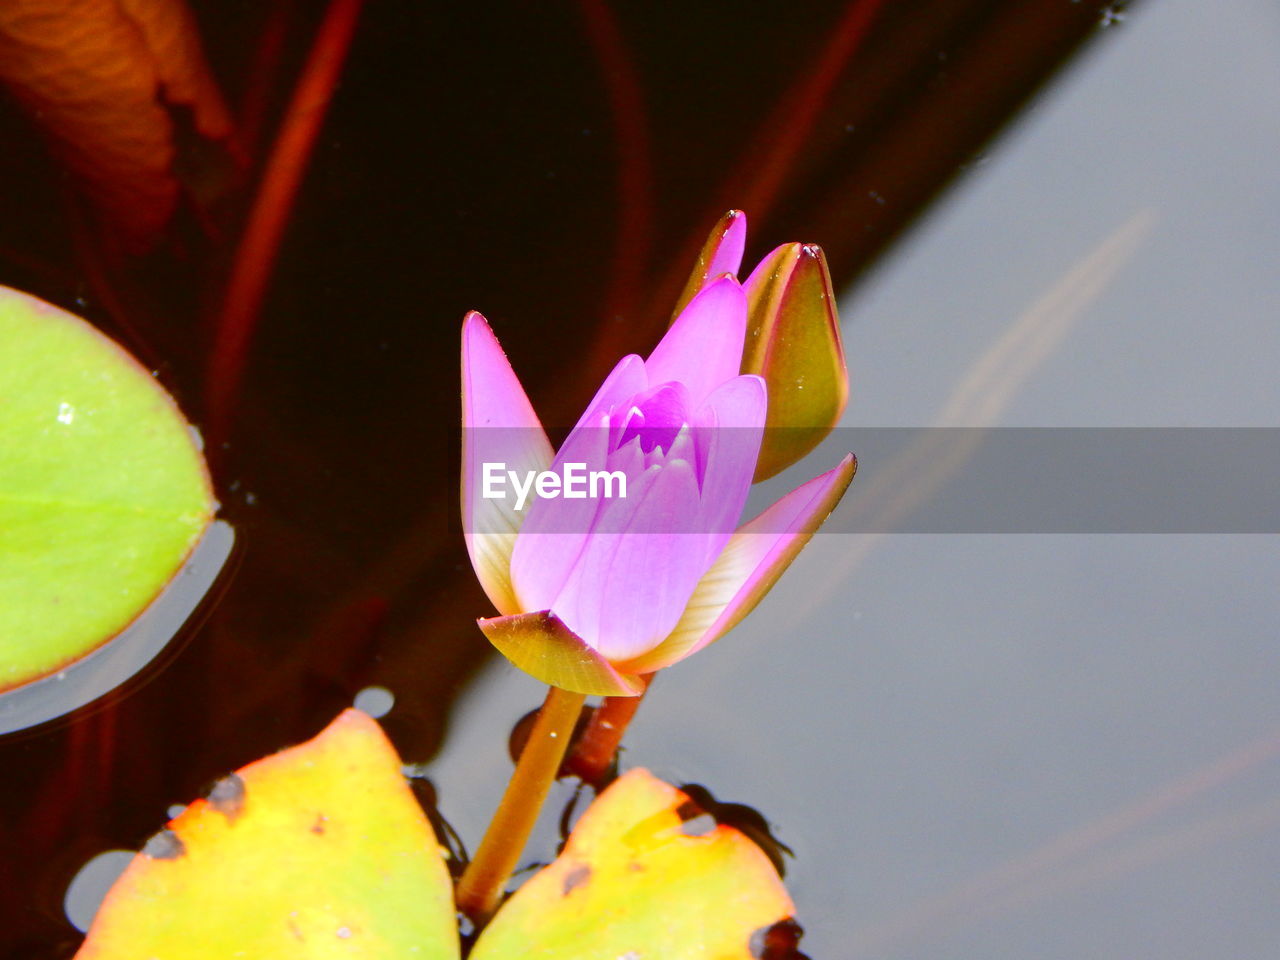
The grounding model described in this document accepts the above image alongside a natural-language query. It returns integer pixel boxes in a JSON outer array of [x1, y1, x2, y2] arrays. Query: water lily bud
[[461, 227, 854, 696], [674, 215, 849, 482], [743, 242, 848, 481]]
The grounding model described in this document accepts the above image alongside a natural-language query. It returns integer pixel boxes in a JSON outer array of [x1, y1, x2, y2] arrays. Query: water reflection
[[0, 521, 235, 736], [353, 684, 395, 719], [63, 849, 133, 934], [431, 2, 1280, 957]]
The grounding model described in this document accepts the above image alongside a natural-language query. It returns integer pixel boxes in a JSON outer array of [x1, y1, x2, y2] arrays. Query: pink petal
[[616, 454, 856, 673], [508, 353, 647, 610], [705, 208, 747, 280], [613, 381, 693, 454], [571, 352, 648, 433], [509, 412, 612, 611], [645, 277, 747, 408], [551, 459, 708, 663], [461, 311, 554, 615], [668, 210, 748, 321], [693, 374, 766, 565], [540, 459, 660, 647]]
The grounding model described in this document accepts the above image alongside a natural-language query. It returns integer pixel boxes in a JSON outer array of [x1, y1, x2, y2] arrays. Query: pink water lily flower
[[462, 262, 854, 698]]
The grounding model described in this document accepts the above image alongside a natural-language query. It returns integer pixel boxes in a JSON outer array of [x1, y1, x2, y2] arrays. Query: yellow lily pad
[[74, 709, 460, 960], [471, 768, 798, 960]]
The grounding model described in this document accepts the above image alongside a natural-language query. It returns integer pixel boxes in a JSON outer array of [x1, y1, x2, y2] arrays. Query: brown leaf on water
[[0, 0, 232, 250]]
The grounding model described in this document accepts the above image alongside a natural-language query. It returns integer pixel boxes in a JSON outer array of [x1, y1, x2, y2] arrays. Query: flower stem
[[455, 685, 587, 927], [564, 674, 653, 784]]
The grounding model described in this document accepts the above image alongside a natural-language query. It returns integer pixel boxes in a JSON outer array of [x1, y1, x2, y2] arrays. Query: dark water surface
[[5, 1, 1278, 957], [436, 3, 1280, 958]]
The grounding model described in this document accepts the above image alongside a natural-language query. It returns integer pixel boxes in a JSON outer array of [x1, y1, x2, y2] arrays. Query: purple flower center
[[612, 382, 690, 455]]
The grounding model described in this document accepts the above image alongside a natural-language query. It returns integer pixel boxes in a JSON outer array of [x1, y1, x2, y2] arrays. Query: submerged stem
[[204, 0, 365, 445], [565, 674, 653, 784], [455, 684, 587, 927]]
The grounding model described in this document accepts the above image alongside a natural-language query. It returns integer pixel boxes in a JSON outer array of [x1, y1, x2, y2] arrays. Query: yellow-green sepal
[[478, 610, 647, 696], [743, 243, 849, 481]]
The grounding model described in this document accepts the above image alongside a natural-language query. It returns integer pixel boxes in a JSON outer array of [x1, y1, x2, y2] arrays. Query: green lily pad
[[471, 768, 798, 960], [0, 285, 213, 691], [75, 708, 461, 959]]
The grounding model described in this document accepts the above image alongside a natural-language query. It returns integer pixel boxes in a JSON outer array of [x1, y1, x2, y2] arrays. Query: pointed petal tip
[[648, 277, 749, 405], [773, 451, 857, 534], [743, 242, 802, 295], [683, 272, 747, 318], [714, 212, 748, 281], [461, 310, 540, 429], [462, 311, 499, 367], [618, 451, 857, 674], [462, 307, 552, 617], [776, 452, 857, 522], [700, 272, 745, 293], [670, 211, 751, 321], [836, 450, 857, 480], [721, 208, 747, 245]]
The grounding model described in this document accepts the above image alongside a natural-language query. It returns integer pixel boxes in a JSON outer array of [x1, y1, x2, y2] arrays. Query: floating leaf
[[471, 768, 798, 960], [0, 286, 213, 692], [75, 708, 461, 959], [0, 0, 231, 248]]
